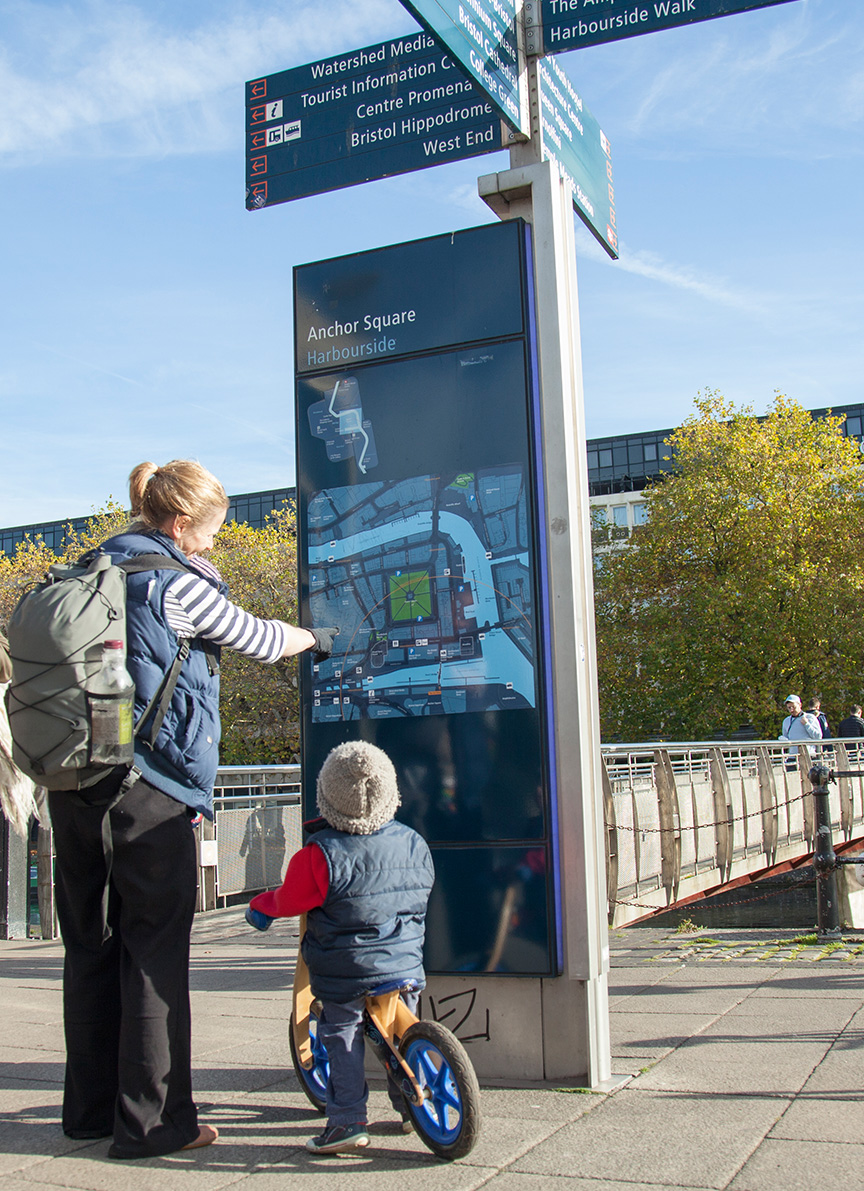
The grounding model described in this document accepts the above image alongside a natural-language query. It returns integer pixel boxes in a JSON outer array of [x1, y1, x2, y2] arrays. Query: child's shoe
[[305, 1121, 370, 1154]]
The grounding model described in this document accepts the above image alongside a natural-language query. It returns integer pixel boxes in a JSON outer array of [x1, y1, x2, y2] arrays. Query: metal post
[[0, 814, 29, 939], [476, 76, 611, 1082], [810, 765, 842, 938]]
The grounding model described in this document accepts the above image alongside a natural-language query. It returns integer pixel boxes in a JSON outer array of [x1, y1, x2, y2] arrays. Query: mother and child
[[42, 458, 432, 1160]]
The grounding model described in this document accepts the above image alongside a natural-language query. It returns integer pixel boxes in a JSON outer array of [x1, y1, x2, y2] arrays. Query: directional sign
[[399, 0, 529, 135], [536, 56, 617, 258], [538, 0, 800, 54], [245, 31, 508, 209]]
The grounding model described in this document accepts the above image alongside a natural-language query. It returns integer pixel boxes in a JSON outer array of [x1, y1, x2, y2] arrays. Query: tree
[[0, 502, 301, 765], [594, 393, 864, 741], [209, 505, 302, 764], [0, 502, 130, 629]]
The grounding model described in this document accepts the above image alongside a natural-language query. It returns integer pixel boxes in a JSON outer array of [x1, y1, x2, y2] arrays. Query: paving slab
[[0, 1057, 65, 1086], [483, 1175, 712, 1191], [729, 1138, 864, 1190], [745, 978, 864, 999], [608, 1012, 709, 1063], [468, 1087, 602, 1123], [631, 1041, 828, 1095], [236, 1156, 500, 1189], [608, 988, 749, 1016], [796, 1047, 864, 1095], [2, 919, 863, 1191], [768, 1096, 864, 1143], [13, 1149, 255, 1191], [510, 1089, 788, 1189], [718, 999, 858, 1029]]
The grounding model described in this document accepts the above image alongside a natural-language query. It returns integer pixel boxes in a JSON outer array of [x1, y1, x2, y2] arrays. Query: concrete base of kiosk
[[418, 971, 613, 1085]]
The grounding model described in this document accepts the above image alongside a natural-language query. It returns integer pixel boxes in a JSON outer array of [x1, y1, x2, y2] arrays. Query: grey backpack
[[5, 550, 190, 790]]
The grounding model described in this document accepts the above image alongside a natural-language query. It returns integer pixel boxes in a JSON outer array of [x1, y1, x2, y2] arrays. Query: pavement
[[2, 912, 863, 1191]]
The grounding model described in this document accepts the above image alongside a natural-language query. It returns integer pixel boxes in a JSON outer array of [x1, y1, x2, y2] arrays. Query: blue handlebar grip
[[245, 907, 273, 932]]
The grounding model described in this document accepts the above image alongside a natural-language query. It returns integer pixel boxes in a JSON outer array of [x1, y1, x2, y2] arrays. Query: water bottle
[[88, 639, 135, 765]]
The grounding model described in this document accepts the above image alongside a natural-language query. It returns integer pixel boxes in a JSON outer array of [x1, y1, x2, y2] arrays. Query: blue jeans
[[317, 991, 419, 1126]]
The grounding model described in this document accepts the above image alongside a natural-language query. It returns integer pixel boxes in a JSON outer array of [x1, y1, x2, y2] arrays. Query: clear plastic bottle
[[88, 639, 135, 766]]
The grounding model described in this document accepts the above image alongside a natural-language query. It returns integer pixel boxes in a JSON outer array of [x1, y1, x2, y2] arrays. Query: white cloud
[[573, 221, 864, 340], [32, 342, 148, 388], [0, 0, 409, 162], [573, 222, 765, 311]]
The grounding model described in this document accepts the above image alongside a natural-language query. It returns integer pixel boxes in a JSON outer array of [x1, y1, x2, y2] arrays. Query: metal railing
[[603, 738, 864, 926], [197, 765, 302, 910], [198, 744, 864, 924]]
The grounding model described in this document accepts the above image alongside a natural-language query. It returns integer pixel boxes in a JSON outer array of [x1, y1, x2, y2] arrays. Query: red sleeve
[[249, 842, 329, 918]]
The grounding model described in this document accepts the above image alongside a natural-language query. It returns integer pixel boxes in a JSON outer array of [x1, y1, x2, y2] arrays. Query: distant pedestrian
[[806, 696, 831, 739], [779, 694, 821, 766], [837, 705, 864, 738]]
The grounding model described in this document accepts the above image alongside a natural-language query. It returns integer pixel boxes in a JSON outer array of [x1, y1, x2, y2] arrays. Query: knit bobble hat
[[316, 741, 400, 835]]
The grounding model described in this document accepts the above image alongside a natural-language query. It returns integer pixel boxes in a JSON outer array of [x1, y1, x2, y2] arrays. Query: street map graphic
[[307, 376, 379, 474], [307, 467, 535, 722]]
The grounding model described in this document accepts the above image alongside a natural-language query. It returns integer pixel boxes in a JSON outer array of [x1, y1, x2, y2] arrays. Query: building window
[[846, 416, 861, 437], [644, 442, 657, 462], [611, 506, 628, 527], [633, 502, 648, 525], [599, 449, 613, 468]]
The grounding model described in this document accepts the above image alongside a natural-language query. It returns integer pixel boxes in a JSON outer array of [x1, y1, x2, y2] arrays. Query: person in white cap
[[779, 694, 821, 764], [246, 741, 434, 1154]]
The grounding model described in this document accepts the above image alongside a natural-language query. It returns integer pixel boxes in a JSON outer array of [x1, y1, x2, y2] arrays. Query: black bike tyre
[[398, 1020, 481, 1160], [288, 1009, 327, 1114]]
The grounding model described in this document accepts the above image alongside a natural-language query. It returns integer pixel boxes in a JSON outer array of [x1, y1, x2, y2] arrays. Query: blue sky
[[1, 0, 861, 526]]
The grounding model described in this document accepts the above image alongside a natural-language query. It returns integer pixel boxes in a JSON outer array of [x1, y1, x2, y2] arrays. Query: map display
[[295, 223, 559, 976], [307, 465, 534, 722]]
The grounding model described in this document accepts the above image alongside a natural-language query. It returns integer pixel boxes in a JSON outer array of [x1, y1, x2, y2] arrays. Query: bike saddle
[[367, 978, 422, 996]]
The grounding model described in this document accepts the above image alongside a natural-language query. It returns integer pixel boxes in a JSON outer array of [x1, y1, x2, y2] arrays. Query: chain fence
[[602, 739, 864, 927], [195, 743, 864, 925]]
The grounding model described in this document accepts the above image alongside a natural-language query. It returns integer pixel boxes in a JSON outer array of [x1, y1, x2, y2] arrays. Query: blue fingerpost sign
[[246, 31, 507, 209], [539, 0, 800, 54], [399, 0, 529, 135], [536, 56, 618, 258]]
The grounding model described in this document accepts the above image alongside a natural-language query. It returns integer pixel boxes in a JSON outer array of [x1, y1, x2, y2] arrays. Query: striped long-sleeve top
[[162, 555, 290, 663]]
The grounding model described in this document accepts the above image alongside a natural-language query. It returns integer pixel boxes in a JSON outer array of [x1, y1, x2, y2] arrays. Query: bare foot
[[180, 1124, 219, 1150]]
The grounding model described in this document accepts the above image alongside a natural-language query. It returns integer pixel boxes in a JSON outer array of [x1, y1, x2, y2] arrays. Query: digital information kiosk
[[295, 220, 561, 988]]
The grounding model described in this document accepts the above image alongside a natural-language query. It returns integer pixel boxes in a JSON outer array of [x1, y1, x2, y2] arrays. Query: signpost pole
[[478, 98, 612, 1085]]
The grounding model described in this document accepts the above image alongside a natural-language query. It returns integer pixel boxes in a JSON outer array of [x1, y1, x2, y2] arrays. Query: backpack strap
[[135, 640, 191, 746], [115, 553, 192, 576], [95, 765, 143, 942], [111, 553, 195, 743]]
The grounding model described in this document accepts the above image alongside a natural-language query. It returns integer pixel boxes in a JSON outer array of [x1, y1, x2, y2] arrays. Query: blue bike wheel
[[399, 1021, 481, 1160], [289, 1008, 329, 1114]]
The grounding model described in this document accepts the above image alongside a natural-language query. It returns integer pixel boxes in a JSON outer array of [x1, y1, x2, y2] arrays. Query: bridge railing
[[197, 765, 302, 911], [603, 739, 864, 926], [200, 744, 864, 923]]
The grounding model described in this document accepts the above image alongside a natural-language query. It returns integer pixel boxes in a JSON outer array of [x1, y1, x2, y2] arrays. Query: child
[[247, 740, 434, 1154]]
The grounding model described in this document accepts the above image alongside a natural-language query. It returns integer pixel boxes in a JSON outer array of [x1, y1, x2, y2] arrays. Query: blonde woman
[[48, 460, 335, 1160]]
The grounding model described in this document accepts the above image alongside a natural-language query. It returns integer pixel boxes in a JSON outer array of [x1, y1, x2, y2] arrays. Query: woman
[[48, 460, 334, 1160]]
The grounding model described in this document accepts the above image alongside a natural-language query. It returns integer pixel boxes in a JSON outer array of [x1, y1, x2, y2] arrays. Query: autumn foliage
[[594, 394, 864, 742]]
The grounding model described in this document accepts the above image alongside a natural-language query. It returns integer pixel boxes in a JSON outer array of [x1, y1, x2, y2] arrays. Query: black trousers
[[49, 775, 199, 1158]]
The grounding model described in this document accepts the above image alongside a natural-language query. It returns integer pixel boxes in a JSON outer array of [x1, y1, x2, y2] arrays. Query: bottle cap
[[104, 639, 124, 650]]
